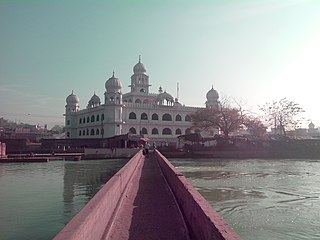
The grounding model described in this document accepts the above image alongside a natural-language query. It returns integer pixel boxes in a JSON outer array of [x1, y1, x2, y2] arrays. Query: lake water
[[0, 159, 128, 240], [170, 158, 320, 240], [0, 158, 319, 240]]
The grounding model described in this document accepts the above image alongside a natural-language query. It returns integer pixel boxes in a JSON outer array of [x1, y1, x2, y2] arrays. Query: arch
[[101, 114, 104, 121], [109, 97, 114, 102], [135, 99, 141, 104], [90, 129, 95, 135], [152, 128, 159, 135], [141, 112, 148, 120], [175, 128, 182, 135], [141, 127, 148, 134], [175, 114, 182, 121], [82, 130, 85, 136], [96, 129, 100, 135], [129, 112, 137, 119], [162, 113, 172, 121], [185, 115, 192, 122], [79, 118, 82, 124], [83, 117, 85, 123], [67, 132, 70, 137], [79, 130, 82, 136], [96, 114, 100, 122], [162, 128, 172, 135], [91, 115, 95, 122], [185, 128, 192, 135], [87, 117, 90, 123], [86, 129, 89, 135], [101, 128, 104, 136], [140, 88, 145, 93], [151, 113, 159, 120], [129, 127, 137, 134]]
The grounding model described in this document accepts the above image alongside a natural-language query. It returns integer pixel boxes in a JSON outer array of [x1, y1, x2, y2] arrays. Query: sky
[[1, 0, 320, 129]]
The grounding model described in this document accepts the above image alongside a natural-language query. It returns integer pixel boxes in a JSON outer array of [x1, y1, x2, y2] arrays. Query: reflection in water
[[0, 159, 128, 240], [170, 158, 320, 240]]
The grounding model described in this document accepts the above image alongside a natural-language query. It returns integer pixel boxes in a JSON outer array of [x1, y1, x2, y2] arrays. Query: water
[[0, 159, 128, 240], [170, 158, 320, 240]]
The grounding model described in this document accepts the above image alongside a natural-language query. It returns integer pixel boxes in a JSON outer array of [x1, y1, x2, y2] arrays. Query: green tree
[[260, 98, 304, 136]]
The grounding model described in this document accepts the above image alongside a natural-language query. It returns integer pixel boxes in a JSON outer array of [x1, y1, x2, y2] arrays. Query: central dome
[[206, 86, 219, 101], [133, 56, 147, 74]]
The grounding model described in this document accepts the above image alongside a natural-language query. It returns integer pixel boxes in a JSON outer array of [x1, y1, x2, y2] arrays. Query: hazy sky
[[1, 0, 320, 128]]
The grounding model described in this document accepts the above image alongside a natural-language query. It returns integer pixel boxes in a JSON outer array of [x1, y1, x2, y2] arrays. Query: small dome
[[89, 93, 101, 104], [105, 72, 122, 92], [133, 56, 147, 74], [309, 122, 315, 129], [206, 86, 219, 101], [174, 98, 182, 107], [66, 91, 79, 104], [157, 91, 174, 102]]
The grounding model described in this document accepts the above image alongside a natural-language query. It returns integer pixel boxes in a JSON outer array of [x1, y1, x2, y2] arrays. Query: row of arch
[[79, 114, 105, 124], [128, 127, 192, 135], [78, 128, 104, 136], [128, 112, 192, 122]]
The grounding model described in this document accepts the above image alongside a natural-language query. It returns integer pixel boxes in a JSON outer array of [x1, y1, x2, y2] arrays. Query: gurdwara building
[[64, 57, 219, 144]]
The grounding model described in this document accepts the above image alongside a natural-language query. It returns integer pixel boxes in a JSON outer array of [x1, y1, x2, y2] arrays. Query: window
[[129, 112, 137, 119], [129, 127, 137, 134], [135, 99, 141, 104], [91, 115, 95, 122], [86, 129, 89, 135], [152, 113, 159, 120], [96, 129, 100, 135], [79, 118, 82, 124], [141, 113, 148, 120], [185, 128, 192, 135], [87, 117, 90, 123], [185, 115, 191, 122], [162, 113, 172, 121], [141, 128, 148, 134], [152, 128, 159, 134], [83, 130, 85, 136], [96, 115, 100, 121], [176, 128, 182, 135], [101, 128, 104, 136], [83, 117, 85, 123], [162, 128, 172, 135], [90, 129, 94, 135], [175, 115, 182, 121], [140, 88, 145, 93], [79, 131, 82, 136], [67, 120, 70, 125], [101, 114, 104, 121], [67, 132, 70, 137]]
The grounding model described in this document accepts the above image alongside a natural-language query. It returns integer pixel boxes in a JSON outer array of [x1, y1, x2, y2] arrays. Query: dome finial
[[112, 71, 115, 77], [139, 55, 141, 63]]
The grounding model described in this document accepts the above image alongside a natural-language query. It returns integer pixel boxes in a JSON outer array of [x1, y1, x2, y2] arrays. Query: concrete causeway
[[54, 150, 240, 240]]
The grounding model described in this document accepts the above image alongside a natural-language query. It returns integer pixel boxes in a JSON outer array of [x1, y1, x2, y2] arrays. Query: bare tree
[[260, 98, 304, 136]]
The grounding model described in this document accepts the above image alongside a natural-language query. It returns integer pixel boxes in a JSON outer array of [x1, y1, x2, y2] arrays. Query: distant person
[[144, 142, 150, 157]]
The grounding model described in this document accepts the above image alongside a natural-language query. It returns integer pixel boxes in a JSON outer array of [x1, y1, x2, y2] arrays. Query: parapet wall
[[53, 151, 143, 240], [154, 150, 240, 240]]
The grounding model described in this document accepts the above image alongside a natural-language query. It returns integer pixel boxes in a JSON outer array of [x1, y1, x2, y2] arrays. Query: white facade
[[64, 57, 219, 144]]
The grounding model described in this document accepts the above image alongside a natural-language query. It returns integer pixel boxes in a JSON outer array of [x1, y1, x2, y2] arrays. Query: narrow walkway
[[106, 152, 189, 239]]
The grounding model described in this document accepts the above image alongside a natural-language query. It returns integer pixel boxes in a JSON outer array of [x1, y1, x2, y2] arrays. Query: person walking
[[144, 142, 150, 158]]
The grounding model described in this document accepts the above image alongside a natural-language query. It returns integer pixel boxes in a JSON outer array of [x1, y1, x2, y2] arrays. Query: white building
[[64, 57, 219, 144]]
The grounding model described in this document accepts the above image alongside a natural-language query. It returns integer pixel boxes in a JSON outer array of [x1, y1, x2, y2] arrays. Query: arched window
[[96, 129, 100, 135], [129, 99, 132, 103], [82, 130, 85, 136], [135, 99, 141, 104], [129, 127, 137, 134], [86, 129, 89, 135], [141, 113, 148, 120], [152, 113, 159, 120], [185, 115, 192, 122], [185, 128, 192, 135], [129, 112, 137, 119], [91, 115, 95, 122], [67, 132, 70, 137], [87, 117, 90, 123], [79, 118, 82, 124], [162, 114, 172, 121], [140, 88, 145, 93], [90, 129, 94, 135], [101, 128, 104, 136], [175, 128, 182, 135], [141, 127, 148, 134], [110, 97, 114, 102], [83, 117, 85, 123], [175, 115, 182, 121], [162, 128, 172, 135], [96, 115, 100, 122], [152, 128, 159, 135], [79, 130, 82, 136], [101, 114, 104, 121]]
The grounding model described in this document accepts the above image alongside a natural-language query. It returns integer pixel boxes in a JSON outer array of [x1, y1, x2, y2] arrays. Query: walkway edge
[[155, 150, 241, 240], [53, 151, 143, 240]]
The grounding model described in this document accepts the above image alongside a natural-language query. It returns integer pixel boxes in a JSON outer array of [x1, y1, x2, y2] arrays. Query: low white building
[[64, 57, 219, 144]]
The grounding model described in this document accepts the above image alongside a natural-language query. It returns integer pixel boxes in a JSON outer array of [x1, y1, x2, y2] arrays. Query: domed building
[[64, 57, 219, 143]]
